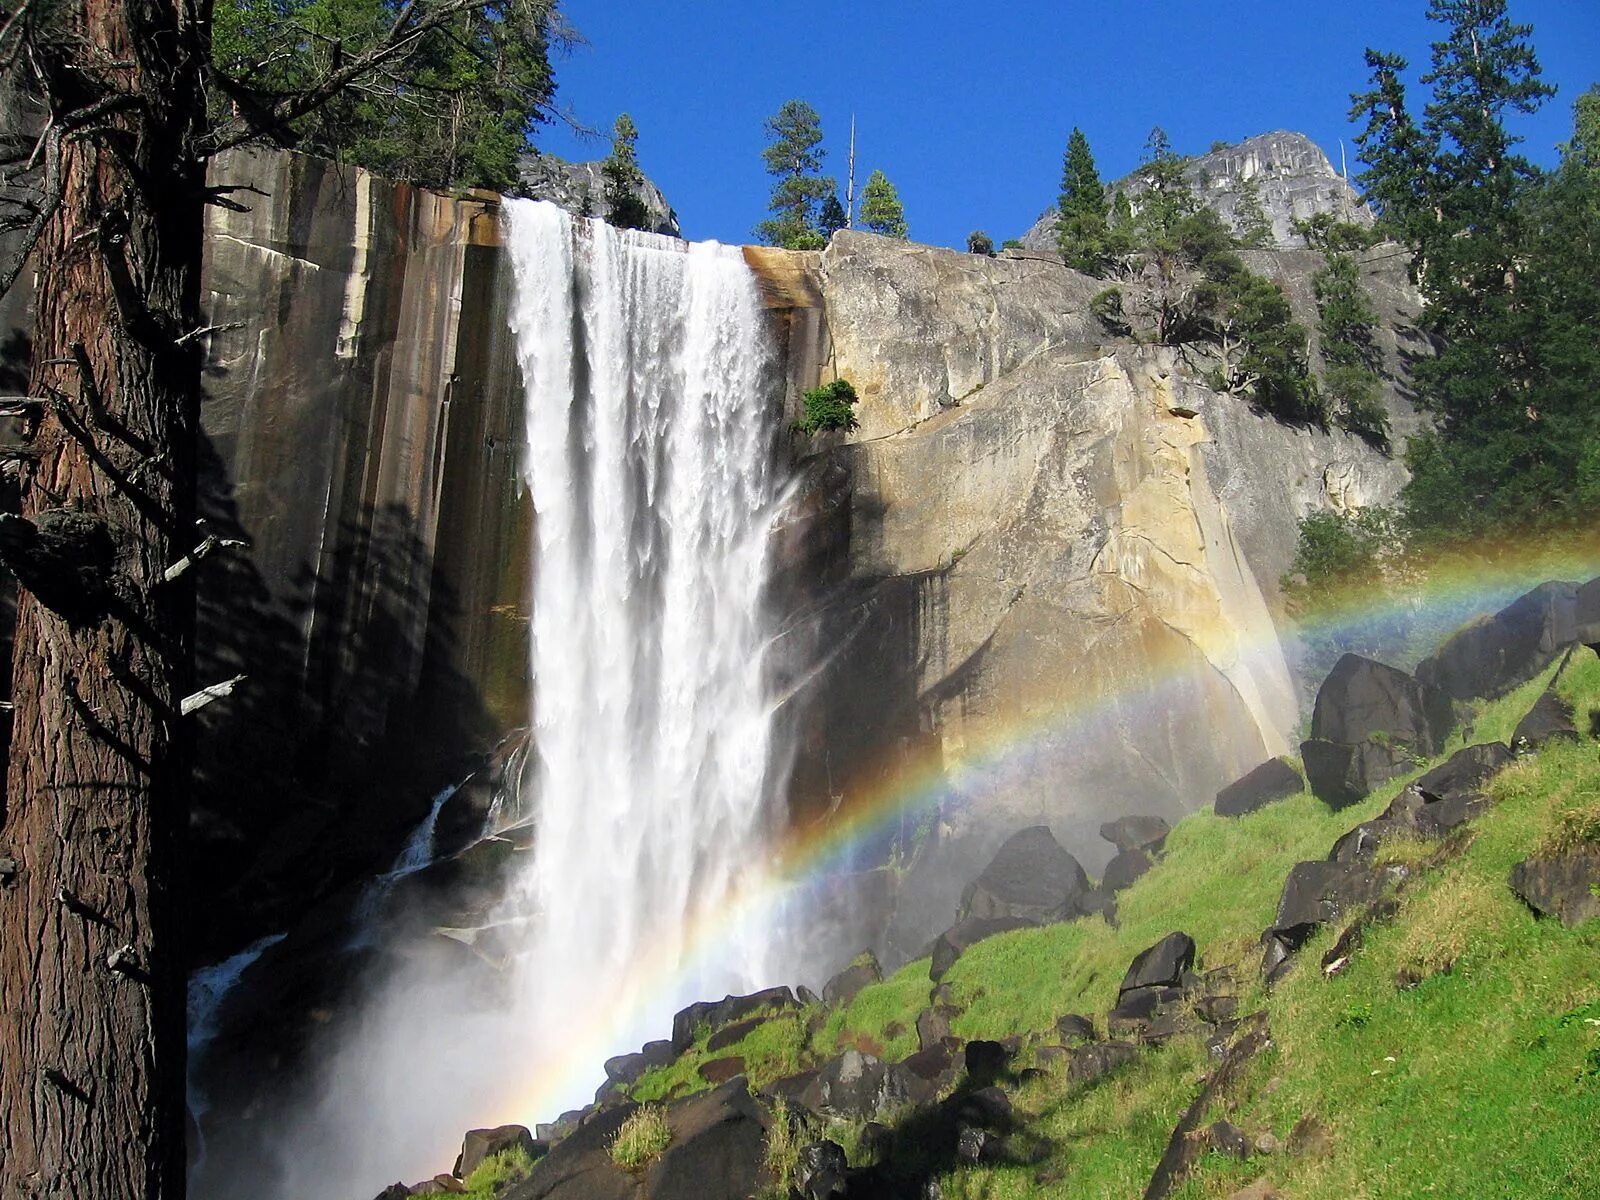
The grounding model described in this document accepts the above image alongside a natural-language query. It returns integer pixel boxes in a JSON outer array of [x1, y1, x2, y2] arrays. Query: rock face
[[516, 153, 680, 237], [1021, 131, 1372, 251]]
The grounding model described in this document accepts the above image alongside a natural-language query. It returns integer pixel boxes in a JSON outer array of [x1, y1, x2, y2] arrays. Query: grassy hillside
[[625, 652, 1600, 1197]]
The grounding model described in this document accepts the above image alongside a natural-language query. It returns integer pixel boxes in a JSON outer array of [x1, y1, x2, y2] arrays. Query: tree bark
[[0, 0, 207, 1195]]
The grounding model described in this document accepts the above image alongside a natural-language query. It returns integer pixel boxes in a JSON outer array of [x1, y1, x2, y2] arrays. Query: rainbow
[[482, 529, 1600, 1131]]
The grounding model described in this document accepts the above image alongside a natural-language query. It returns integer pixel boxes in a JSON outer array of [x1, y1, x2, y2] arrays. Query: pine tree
[[1313, 250, 1387, 442], [1233, 171, 1274, 247], [1349, 49, 1436, 242], [819, 193, 848, 237], [1056, 127, 1109, 274], [756, 99, 832, 249], [967, 230, 995, 255], [603, 113, 652, 231], [1132, 126, 1199, 247], [860, 169, 908, 238]]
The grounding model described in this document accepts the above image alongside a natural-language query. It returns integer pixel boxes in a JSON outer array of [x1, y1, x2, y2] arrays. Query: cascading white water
[[500, 199, 792, 1107]]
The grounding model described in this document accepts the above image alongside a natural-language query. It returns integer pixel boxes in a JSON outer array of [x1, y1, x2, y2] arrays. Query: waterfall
[[500, 199, 793, 1109]]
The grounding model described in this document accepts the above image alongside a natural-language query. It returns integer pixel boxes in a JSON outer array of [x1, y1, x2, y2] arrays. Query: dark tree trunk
[[0, 0, 207, 1195]]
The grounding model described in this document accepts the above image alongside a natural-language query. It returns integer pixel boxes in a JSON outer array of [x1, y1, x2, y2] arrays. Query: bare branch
[[161, 531, 247, 583], [180, 674, 247, 716]]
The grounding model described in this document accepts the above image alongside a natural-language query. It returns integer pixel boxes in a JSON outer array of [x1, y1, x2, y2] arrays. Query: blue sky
[[536, 1, 1600, 249]]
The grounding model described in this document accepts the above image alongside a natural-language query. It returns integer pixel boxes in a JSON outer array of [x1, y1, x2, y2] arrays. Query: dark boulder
[[698, 1057, 745, 1085], [1055, 1013, 1096, 1043], [916, 1005, 959, 1051], [822, 952, 881, 1007], [956, 1085, 1014, 1129], [670, 986, 798, 1053], [1417, 581, 1578, 700], [1119, 932, 1196, 995], [899, 1043, 959, 1089], [1262, 861, 1392, 975], [603, 1040, 676, 1086], [1100, 814, 1171, 854], [1301, 737, 1416, 810], [1310, 653, 1452, 754], [1102, 847, 1154, 893], [454, 1125, 539, 1179], [799, 1050, 930, 1122], [964, 1040, 1011, 1086], [958, 825, 1090, 925], [794, 1141, 848, 1200], [929, 915, 1034, 981], [1215, 757, 1303, 817], [1208, 1120, 1252, 1160], [1413, 791, 1491, 837], [1073, 888, 1118, 923], [1576, 577, 1600, 650], [1413, 742, 1513, 802], [956, 1124, 1004, 1164], [1067, 1040, 1138, 1085], [796, 984, 822, 1007], [1512, 686, 1579, 751], [705, 1019, 762, 1054], [1509, 847, 1600, 927], [372, 1186, 410, 1200]]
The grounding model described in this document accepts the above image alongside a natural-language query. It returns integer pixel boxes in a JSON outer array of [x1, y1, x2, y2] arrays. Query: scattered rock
[[956, 1123, 1004, 1164], [1055, 1013, 1096, 1043], [796, 984, 822, 1007], [1100, 814, 1171, 854], [1413, 742, 1513, 801], [957, 1085, 1014, 1129], [1120, 932, 1196, 994], [1576, 577, 1600, 650], [822, 952, 882, 1007], [929, 915, 1035, 981], [454, 1125, 538, 1179], [1195, 993, 1239, 1023], [670, 987, 798, 1053], [800, 1050, 929, 1122], [1215, 757, 1303, 817], [1310, 653, 1453, 753], [916, 1005, 959, 1052], [793, 1141, 848, 1200], [958, 826, 1091, 924], [1417, 581, 1578, 700], [964, 1040, 1011, 1086], [705, 1019, 762, 1054], [1254, 1132, 1281, 1155], [899, 1043, 959, 1090], [1509, 846, 1600, 927], [1208, 1119, 1252, 1160], [1067, 1040, 1138, 1085], [698, 1057, 745, 1085], [372, 1185, 410, 1200], [1225, 1183, 1282, 1200], [1102, 847, 1155, 892], [1512, 686, 1579, 752], [1414, 791, 1491, 837], [603, 1041, 676, 1086], [1301, 736, 1418, 810], [1263, 861, 1393, 977]]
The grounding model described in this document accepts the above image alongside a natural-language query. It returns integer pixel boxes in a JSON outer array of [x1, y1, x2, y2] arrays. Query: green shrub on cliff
[[795, 379, 860, 435]]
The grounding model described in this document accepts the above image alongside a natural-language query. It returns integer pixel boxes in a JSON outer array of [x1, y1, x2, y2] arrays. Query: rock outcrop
[[1021, 131, 1371, 251], [516, 152, 680, 237]]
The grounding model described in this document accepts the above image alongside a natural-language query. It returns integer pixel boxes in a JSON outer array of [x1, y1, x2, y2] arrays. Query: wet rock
[[1100, 814, 1171, 854], [1208, 1119, 1252, 1160], [1512, 686, 1579, 752], [1215, 757, 1303, 817], [671, 986, 799, 1053], [822, 952, 882, 1007], [1102, 847, 1154, 892], [454, 1125, 538, 1179], [1509, 846, 1600, 927], [800, 1050, 930, 1121], [929, 915, 1035, 981], [1067, 1040, 1138, 1085], [957, 826, 1091, 925], [604, 1041, 676, 1085], [1413, 742, 1513, 802], [1055, 1013, 1096, 1043], [1310, 653, 1452, 753], [1417, 581, 1578, 700], [1120, 932, 1196, 994], [794, 1141, 848, 1200]]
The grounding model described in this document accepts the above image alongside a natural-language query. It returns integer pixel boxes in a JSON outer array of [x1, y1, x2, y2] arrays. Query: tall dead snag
[[0, 1, 207, 1195]]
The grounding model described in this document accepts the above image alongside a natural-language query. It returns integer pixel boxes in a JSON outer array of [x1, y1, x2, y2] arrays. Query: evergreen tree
[[756, 99, 831, 249], [1232, 171, 1274, 247], [860, 169, 909, 238], [1132, 126, 1199, 247], [967, 230, 996, 255], [602, 113, 652, 231], [1313, 250, 1387, 442], [1056, 127, 1109, 274], [819, 193, 848, 237], [1349, 49, 1436, 241]]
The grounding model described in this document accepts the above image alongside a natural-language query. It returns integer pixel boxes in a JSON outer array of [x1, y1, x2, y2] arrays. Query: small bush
[[795, 378, 860, 435], [610, 1104, 671, 1170], [1539, 801, 1600, 858], [1089, 286, 1130, 334], [761, 1098, 811, 1195], [460, 1145, 536, 1198], [967, 229, 995, 256]]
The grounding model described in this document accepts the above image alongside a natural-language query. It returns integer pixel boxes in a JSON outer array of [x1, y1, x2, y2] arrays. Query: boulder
[[1067, 1040, 1138, 1085], [929, 915, 1035, 981], [1073, 888, 1118, 923], [1417, 581, 1578, 700], [603, 1040, 676, 1086], [957, 826, 1090, 925], [1413, 742, 1513, 802], [1262, 861, 1392, 974], [1208, 1119, 1252, 1160], [899, 1043, 960, 1090], [955, 1124, 1004, 1164], [1509, 847, 1600, 927], [1413, 791, 1491, 837], [916, 1005, 959, 1052], [1512, 686, 1579, 751], [822, 952, 881, 1007], [796, 984, 822, 1007], [956, 1085, 1014, 1129], [670, 987, 798, 1053], [372, 1186, 410, 1200], [799, 1050, 930, 1122], [1099, 815, 1171, 855], [454, 1125, 538, 1179], [1215, 757, 1303, 817], [964, 1040, 1011, 1086], [1310, 653, 1452, 754], [1301, 736, 1416, 810], [1055, 1013, 1096, 1043], [1119, 932, 1196, 995], [794, 1141, 848, 1200], [1102, 847, 1154, 892], [1576, 577, 1600, 650], [705, 1019, 762, 1054], [698, 1057, 745, 1085]]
